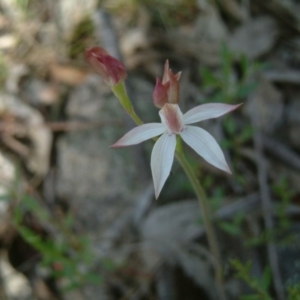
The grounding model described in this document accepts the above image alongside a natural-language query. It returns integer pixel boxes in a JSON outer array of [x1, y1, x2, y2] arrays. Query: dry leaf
[[0, 94, 52, 176], [49, 64, 89, 86]]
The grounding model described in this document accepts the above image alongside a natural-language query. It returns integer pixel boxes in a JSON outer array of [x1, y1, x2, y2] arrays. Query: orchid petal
[[183, 103, 242, 125], [180, 126, 231, 173], [151, 133, 176, 198], [111, 123, 165, 147]]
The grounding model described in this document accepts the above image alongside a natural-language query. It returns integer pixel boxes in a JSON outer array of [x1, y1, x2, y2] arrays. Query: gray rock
[[287, 97, 300, 149], [141, 200, 217, 300], [229, 16, 279, 59], [56, 75, 155, 235], [244, 78, 284, 133]]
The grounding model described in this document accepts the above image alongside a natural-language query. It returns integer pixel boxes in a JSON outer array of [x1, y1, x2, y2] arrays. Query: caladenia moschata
[[86, 46, 241, 300]]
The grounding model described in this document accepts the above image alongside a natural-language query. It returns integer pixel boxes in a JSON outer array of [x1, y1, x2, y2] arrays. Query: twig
[[45, 120, 122, 131], [0, 120, 123, 133], [133, 182, 155, 226], [263, 135, 300, 171], [250, 95, 285, 300], [1, 134, 30, 158], [253, 0, 300, 34], [156, 262, 177, 300]]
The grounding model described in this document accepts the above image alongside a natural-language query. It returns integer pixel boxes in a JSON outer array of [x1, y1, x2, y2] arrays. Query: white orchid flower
[[111, 102, 240, 198]]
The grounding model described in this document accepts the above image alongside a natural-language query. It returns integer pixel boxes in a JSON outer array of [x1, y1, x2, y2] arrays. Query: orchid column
[[85, 47, 240, 300]]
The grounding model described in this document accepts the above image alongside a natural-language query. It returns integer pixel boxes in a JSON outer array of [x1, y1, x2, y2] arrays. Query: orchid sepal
[[151, 133, 176, 198], [184, 103, 242, 124], [111, 123, 164, 148]]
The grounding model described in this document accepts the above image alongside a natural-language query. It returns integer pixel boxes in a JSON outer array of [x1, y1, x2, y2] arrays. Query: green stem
[[175, 138, 226, 300], [111, 82, 143, 126]]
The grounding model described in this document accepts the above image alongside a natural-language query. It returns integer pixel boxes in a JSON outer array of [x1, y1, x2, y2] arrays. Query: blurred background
[[0, 0, 300, 299]]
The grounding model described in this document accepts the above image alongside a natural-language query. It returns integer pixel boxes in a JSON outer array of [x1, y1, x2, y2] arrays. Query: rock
[[244, 78, 284, 133], [287, 97, 300, 149], [141, 201, 217, 299], [56, 76, 135, 231], [0, 255, 32, 299], [277, 224, 300, 288], [168, 2, 229, 67], [217, 0, 249, 22], [193, 4, 229, 44], [229, 16, 278, 59], [56, 75, 154, 237], [21, 78, 59, 105], [141, 201, 203, 246]]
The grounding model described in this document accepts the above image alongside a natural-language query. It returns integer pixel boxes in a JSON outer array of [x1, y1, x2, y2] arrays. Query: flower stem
[[175, 139, 226, 300], [111, 82, 143, 126]]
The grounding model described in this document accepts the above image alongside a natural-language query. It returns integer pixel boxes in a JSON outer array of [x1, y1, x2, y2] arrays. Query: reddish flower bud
[[153, 78, 168, 108], [85, 47, 127, 86], [152, 60, 181, 108]]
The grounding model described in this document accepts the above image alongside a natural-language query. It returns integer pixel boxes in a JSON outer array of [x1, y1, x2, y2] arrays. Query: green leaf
[[200, 68, 220, 87], [236, 82, 258, 98], [224, 117, 237, 135], [262, 266, 271, 290], [240, 54, 250, 79], [221, 44, 233, 82], [219, 221, 241, 236], [241, 295, 261, 300], [239, 126, 253, 142], [85, 273, 102, 284]]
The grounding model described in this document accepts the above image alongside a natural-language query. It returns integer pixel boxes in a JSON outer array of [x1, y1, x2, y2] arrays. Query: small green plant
[[242, 178, 297, 247], [2, 166, 105, 293], [218, 212, 245, 237], [13, 194, 102, 291], [68, 16, 95, 59], [231, 259, 273, 300], [288, 282, 300, 300], [272, 177, 295, 232], [222, 118, 253, 148], [201, 44, 261, 104], [232, 259, 300, 299]]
